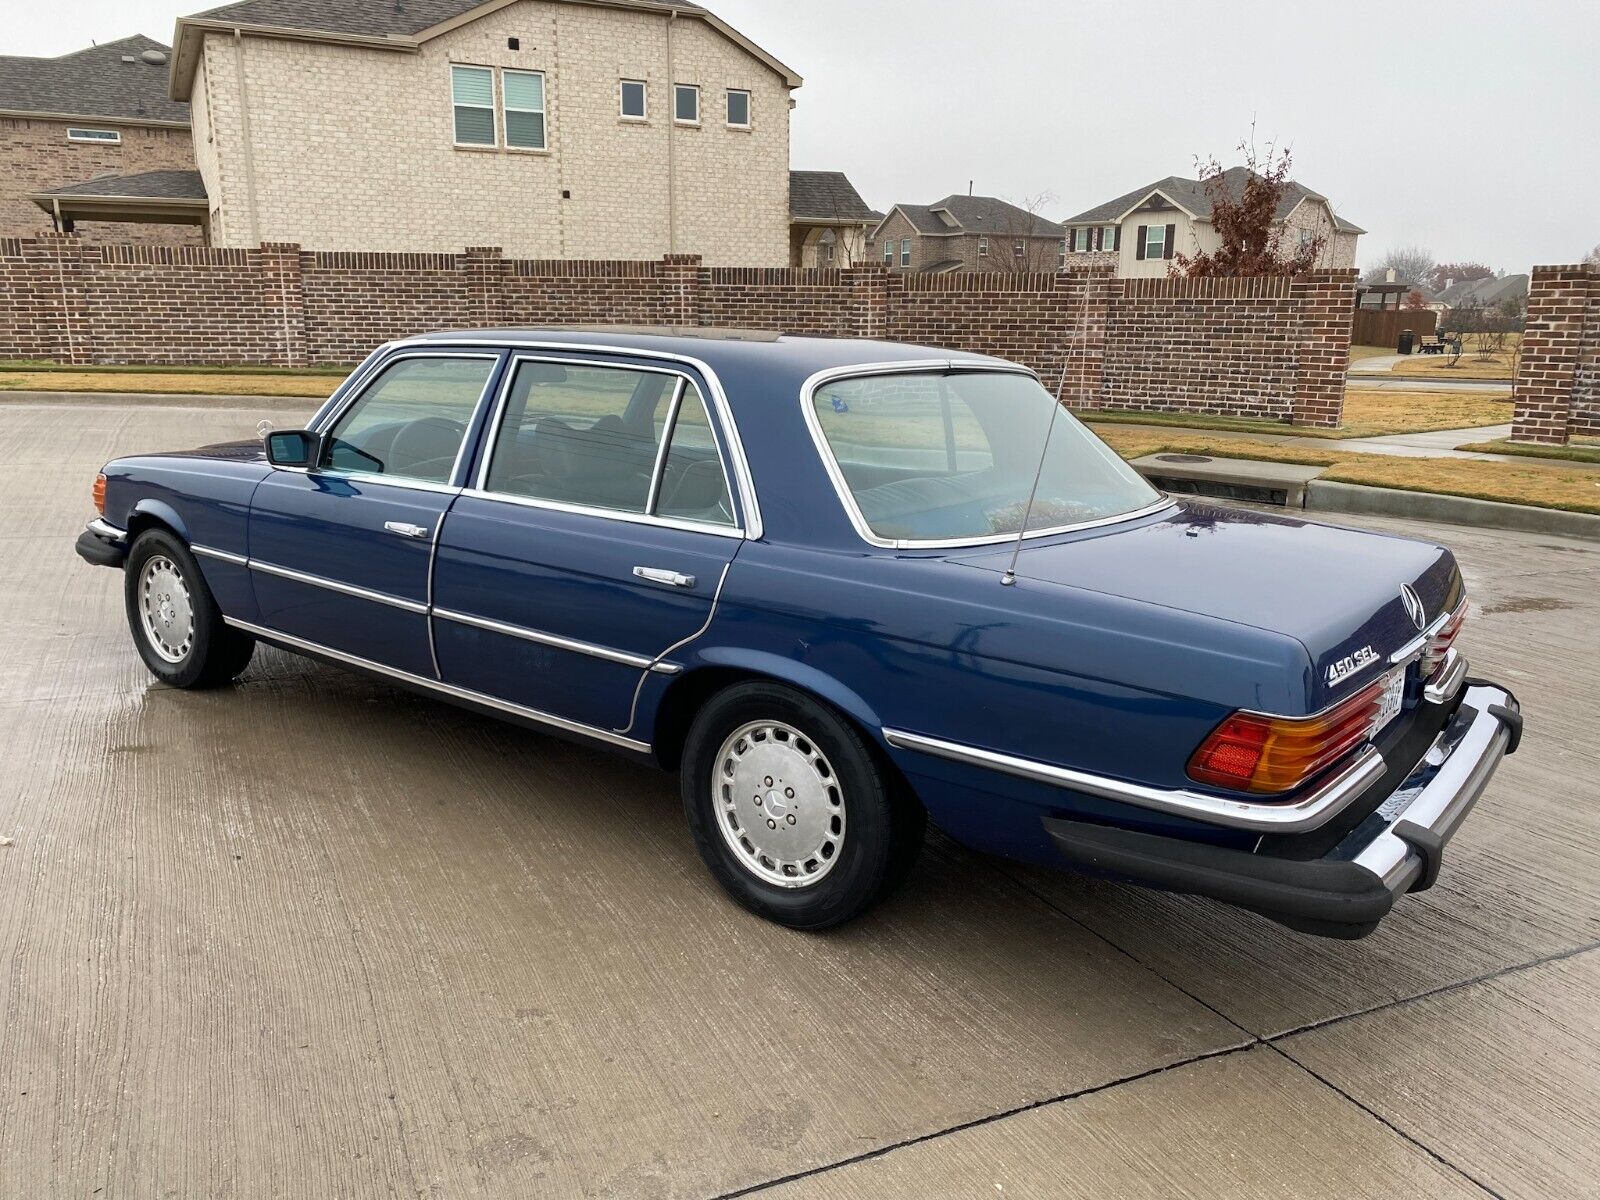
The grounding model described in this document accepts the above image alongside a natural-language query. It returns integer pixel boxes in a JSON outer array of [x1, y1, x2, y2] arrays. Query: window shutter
[[1136, 225, 1148, 260], [1164, 223, 1176, 260], [1113, 226, 1121, 251]]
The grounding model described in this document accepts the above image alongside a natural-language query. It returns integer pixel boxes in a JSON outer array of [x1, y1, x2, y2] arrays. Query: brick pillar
[[1511, 264, 1591, 445], [1289, 269, 1357, 428], [461, 246, 507, 329], [23, 234, 90, 364], [845, 265, 891, 340], [660, 254, 702, 327], [258, 242, 306, 367], [1056, 268, 1113, 407]]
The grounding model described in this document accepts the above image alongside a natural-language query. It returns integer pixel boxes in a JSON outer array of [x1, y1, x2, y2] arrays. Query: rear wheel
[[681, 681, 924, 929], [124, 529, 255, 688]]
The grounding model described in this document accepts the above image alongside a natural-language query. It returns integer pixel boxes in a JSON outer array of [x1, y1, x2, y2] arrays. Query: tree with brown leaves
[[1174, 140, 1324, 278]]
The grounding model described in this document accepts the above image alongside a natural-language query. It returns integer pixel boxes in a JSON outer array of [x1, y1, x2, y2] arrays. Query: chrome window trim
[[309, 350, 502, 491], [307, 345, 394, 430], [191, 543, 248, 566], [224, 617, 651, 754], [249, 558, 429, 613], [433, 606, 670, 672], [798, 360, 1177, 551], [472, 352, 742, 537], [883, 729, 1387, 834], [380, 336, 763, 540], [645, 377, 687, 515]]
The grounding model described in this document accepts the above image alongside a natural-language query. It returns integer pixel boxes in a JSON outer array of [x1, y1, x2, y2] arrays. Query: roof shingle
[[187, 0, 702, 38], [1065, 167, 1361, 235], [884, 194, 1061, 238], [0, 35, 188, 124], [38, 168, 208, 200], [789, 170, 876, 223]]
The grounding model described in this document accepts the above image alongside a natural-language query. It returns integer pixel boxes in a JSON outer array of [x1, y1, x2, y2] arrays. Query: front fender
[[126, 496, 190, 542]]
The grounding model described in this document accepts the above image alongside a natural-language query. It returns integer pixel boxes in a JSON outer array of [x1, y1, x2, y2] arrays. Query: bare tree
[[1363, 245, 1436, 287], [980, 191, 1064, 276], [1585, 243, 1600, 267]]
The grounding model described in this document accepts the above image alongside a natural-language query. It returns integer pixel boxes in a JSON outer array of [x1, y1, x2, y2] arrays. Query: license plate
[[1375, 667, 1405, 733]]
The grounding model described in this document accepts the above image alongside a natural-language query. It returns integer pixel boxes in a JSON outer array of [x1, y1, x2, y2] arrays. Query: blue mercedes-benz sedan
[[76, 328, 1521, 937]]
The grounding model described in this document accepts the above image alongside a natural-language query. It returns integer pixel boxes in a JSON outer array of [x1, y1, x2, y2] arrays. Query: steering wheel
[[387, 416, 467, 479]]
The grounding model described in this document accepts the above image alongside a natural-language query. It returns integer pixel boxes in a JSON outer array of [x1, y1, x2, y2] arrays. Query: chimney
[[1445, 277, 1454, 289], [1385, 268, 1396, 284]]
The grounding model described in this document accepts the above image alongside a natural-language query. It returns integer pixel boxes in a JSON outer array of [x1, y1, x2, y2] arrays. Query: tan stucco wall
[[191, 1, 792, 261]]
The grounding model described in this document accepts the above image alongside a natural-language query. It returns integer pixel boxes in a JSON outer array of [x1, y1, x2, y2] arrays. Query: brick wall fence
[[0, 235, 1357, 426], [1510, 264, 1598, 444]]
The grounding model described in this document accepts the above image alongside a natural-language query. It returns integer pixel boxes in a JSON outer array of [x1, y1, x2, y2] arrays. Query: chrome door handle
[[384, 521, 430, 539], [633, 566, 696, 588]]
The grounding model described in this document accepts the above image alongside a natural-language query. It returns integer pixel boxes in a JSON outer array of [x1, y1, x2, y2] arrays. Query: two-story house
[[20, 1, 808, 265], [1062, 168, 1364, 278], [0, 35, 200, 243], [866, 194, 1064, 275]]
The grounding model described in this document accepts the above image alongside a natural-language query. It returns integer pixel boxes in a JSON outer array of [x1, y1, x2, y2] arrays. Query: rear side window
[[321, 356, 496, 483], [483, 360, 736, 528]]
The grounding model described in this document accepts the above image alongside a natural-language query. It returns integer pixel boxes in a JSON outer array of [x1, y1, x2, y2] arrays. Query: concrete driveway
[[2, 399, 1597, 1198]]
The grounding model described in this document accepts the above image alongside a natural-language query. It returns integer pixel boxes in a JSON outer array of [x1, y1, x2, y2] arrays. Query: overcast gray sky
[[13, 0, 1597, 271]]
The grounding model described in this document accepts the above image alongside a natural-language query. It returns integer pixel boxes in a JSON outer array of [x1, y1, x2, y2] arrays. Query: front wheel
[[681, 682, 924, 929], [124, 528, 255, 688]]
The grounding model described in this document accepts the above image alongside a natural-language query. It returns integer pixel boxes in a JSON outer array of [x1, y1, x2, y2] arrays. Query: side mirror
[[264, 429, 320, 468]]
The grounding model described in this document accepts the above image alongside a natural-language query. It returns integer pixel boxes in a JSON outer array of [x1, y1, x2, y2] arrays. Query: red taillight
[[1420, 603, 1466, 679], [1187, 679, 1387, 794], [92, 473, 106, 515]]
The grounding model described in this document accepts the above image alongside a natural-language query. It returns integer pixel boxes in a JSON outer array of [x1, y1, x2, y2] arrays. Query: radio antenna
[[1001, 279, 1090, 586]]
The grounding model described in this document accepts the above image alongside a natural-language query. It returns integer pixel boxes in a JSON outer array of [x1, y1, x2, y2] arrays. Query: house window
[[726, 89, 750, 127], [620, 79, 647, 120], [882, 240, 893, 265], [1299, 227, 1314, 249], [1058, 240, 1066, 268], [1143, 224, 1167, 259], [67, 127, 120, 144], [978, 237, 988, 257], [1103, 225, 1117, 249], [1013, 241, 1024, 258], [674, 84, 700, 124], [451, 65, 496, 146], [502, 69, 546, 149], [900, 238, 911, 267]]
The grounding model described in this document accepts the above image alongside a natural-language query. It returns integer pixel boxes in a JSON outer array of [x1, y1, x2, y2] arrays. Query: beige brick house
[[1063, 168, 1364, 278], [0, 36, 200, 244], [866, 194, 1064, 275], [16, 1, 805, 264]]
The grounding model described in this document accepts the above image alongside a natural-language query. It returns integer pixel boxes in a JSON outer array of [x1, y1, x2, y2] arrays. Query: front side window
[[810, 370, 1160, 542], [483, 360, 734, 526], [620, 79, 647, 119], [674, 84, 700, 123], [502, 70, 546, 149], [67, 127, 120, 144], [726, 89, 751, 127], [322, 356, 496, 483], [1144, 224, 1167, 259], [451, 65, 496, 146], [899, 238, 911, 267]]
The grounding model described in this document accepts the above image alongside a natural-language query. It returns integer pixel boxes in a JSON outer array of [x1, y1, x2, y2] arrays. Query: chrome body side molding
[[224, 617, 652, 754], [881, 728, 1388, 834]]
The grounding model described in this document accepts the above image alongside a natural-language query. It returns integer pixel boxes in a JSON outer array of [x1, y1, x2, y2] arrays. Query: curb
[[0, 390, 323, 410], [1305, 479, 1600, 542]]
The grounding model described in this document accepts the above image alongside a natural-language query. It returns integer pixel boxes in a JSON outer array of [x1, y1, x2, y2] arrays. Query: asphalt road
[[2, 399, 1597, 1198]]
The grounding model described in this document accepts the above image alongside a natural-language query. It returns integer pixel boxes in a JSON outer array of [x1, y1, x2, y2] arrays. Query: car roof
[[395, 327, 1018, 392]]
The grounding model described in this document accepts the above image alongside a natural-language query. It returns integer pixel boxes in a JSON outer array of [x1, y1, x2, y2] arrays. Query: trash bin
[[1397, 329, 1416, 355]]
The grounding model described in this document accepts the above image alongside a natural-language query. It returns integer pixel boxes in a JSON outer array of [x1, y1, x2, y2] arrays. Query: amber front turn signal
[[92, 472, 107, 515], [1187, 678, 1387, 795]]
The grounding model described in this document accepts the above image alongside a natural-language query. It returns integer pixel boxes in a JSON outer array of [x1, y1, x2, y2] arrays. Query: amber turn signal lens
[[92, 473, 107, 515], [1187, 678, 1386, 795]]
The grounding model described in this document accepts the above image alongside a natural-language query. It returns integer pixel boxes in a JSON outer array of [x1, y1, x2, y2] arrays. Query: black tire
[[681, 681, 925, 930], [124, 528, 255, 689]]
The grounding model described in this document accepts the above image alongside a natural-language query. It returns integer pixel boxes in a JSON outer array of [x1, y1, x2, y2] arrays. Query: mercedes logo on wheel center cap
[[1400, 583, 1427, 631]]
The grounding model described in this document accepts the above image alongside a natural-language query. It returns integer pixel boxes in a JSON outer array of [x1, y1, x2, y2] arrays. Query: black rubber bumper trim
[[1043, 816, 1395, 940], [75, 527, 127, 568]]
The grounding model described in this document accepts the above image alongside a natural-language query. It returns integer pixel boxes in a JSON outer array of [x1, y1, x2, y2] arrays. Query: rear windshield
[[810, 369, 1162, 542]]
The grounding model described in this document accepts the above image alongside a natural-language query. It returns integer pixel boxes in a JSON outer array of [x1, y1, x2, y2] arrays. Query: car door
[[431, 353, 744, 733], [248, 350, 503, 678]]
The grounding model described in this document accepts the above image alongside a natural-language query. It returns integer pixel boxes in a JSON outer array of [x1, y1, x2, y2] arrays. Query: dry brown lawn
[[1339, 389, 1512, 436], [0, 371, 341, 397], [1388, 333, 1521, 380]]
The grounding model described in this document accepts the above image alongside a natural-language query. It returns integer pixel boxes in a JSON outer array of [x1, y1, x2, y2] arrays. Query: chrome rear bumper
[[1044, 681, 1521, 938]]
